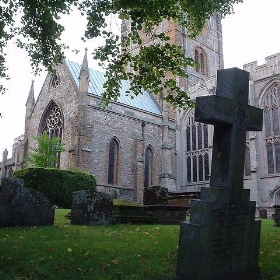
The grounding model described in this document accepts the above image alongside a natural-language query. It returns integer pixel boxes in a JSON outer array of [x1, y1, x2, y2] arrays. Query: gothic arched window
[[39, 101, 64, 167], [262, 83, 280, 174], [186, 109, 210, 183], [39, 101, 63, 140], [108, 139, 119, 184], [194, 47, 208, 76], [144, 147, 153, 188]]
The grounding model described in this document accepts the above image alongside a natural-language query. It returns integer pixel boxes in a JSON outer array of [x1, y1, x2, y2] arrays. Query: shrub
[[26, 133, 65, 168], [13, 168, 96, 208]]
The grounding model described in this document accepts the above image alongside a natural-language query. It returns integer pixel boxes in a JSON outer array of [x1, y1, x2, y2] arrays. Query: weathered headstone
[[272, 206, 280, 226], [0, 178, 55, 226], [174, 68, 263, 280], [259, 208, 267, 219], [71, 190, 115, 225], [143, 186, 168, 205]]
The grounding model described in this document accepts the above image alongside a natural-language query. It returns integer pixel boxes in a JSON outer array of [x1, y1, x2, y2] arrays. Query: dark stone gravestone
[[174, 68, 263, 280], [71, 190, 115, 225], [272, 206, 280, 226], [259, 208, 267, 219], [143, 186, 168, 205], [0, 178, 54, 226]]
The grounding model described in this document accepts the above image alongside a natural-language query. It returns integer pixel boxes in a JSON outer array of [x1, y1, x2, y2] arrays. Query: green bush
[[13, 168, 96, 208]]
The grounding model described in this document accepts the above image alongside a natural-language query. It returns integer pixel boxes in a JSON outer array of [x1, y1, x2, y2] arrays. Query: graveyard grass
[[0, 210, 279, 280]]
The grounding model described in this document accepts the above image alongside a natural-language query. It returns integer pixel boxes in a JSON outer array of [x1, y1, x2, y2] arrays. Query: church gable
[[24, 62, 80, 168]]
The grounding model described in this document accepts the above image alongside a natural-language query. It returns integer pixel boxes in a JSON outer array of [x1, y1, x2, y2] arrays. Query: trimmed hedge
[[13, 168, 96, 208]]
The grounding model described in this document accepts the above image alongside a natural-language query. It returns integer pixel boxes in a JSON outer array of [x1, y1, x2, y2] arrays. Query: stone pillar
[[160, 110, 176, 191], [1, 149, 8, 178]]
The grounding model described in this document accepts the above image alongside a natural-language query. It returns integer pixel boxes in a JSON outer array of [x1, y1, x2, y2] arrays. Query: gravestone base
[[174, 269, 260, 280], [174, 187, 261, 280]]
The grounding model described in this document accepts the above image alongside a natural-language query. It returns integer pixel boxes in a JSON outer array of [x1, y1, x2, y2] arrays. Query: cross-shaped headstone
[[195, 68, 263, 202]]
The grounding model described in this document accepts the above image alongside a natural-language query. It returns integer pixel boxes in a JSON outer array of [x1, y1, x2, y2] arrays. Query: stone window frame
[[144, 145, 154, 188], [107, 137, 120, 185], [38, 100, 64, 168], [260, 82, 280, 175], [39, 100, 64, 140], [194, 47, 208, 76], [184, 109, 210, 184], [270, 185, 280, 206], [49, 73, 61, 90]]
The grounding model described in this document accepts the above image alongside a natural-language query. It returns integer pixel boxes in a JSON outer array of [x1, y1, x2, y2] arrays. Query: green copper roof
[[65, 60, 161, 115]]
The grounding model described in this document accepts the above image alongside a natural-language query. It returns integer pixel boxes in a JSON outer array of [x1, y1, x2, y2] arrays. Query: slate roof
[[65, 60, 161, 115]]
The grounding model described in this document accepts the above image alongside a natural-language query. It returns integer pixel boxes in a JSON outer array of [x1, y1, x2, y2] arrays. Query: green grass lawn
[[0, 210, 279, 280]]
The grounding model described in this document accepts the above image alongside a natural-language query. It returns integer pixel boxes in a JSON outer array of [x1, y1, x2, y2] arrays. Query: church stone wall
[[243, 53, 280, 217], [184, 14, 223, 87], [25, 63, 79, 170], [78, 102, 163, 198]]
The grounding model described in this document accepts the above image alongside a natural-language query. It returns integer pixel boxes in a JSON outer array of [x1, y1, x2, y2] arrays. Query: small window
[[194, 47, 207, 76], [50, 74, 60, 89], [108, 139, 119, 184], [144, 147, 153, 188]]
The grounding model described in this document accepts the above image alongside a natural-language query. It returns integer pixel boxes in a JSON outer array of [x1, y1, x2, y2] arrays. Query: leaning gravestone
[[174, 68, 263, 280], [0, 178, 54, 226]]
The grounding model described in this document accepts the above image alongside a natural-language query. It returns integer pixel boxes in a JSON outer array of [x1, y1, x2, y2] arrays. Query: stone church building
[[1, 15, 280, 216]]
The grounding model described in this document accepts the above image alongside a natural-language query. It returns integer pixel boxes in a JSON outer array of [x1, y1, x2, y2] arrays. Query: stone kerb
[[174, 68, 263, 280], [0, 178, 55, 226]]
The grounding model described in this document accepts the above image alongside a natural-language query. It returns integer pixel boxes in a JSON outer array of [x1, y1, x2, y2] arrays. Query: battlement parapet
[[243, 53, 280, 81]]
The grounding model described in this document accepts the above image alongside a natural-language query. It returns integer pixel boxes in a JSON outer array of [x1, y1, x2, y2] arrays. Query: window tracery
[[39, 101, 63, 168], [40, 102, 63, 140], [185, 109, 210, 183], [262, 83, 280, 174]]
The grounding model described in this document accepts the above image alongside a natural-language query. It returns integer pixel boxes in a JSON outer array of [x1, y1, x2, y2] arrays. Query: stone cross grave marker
[[174, 68, 263, 280]]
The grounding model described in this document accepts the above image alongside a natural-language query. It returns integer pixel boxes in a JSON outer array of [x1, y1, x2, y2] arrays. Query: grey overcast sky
[[0, 0, 279, 161]]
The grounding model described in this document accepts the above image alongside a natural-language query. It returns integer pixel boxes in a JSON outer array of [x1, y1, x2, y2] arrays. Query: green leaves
[[26, 133, 65, 168], [0, 0, 242, 107]]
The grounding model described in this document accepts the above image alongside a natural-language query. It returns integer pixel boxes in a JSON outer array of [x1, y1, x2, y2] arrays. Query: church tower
[[121, 15, 224, 191]]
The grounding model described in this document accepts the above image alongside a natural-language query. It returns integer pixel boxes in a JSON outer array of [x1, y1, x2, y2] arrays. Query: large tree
[[0, 0, 242, 109]]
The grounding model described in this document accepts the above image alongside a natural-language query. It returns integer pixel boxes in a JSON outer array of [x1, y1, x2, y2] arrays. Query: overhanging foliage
[[0, 0, 243, 109]]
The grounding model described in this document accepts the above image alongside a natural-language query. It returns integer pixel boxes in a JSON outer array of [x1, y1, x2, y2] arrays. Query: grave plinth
[[174, 68, 263, 280]]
